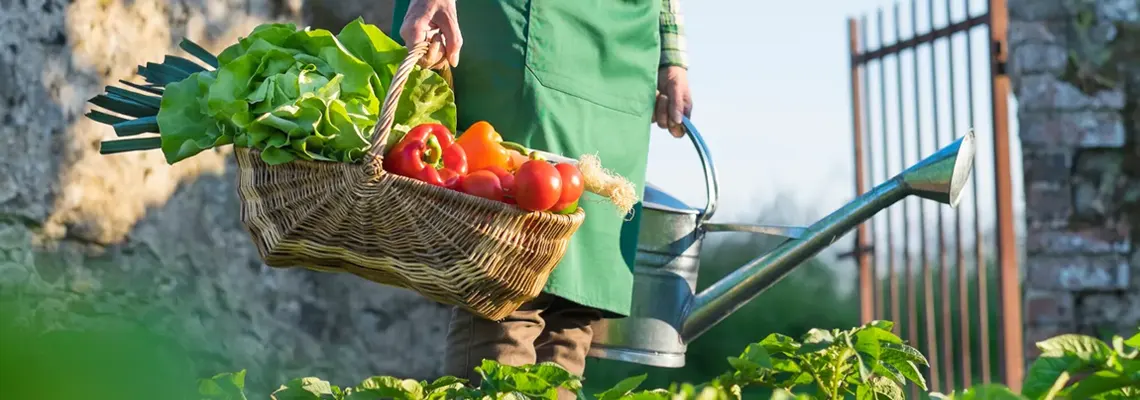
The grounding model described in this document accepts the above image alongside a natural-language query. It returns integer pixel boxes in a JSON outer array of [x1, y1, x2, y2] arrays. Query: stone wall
[[0, 0, 443, 395], [1009, 0, 1140, 360]]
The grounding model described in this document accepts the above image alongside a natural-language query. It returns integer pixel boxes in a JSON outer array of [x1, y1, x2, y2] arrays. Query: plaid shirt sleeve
[[659, 0, 688, 69]]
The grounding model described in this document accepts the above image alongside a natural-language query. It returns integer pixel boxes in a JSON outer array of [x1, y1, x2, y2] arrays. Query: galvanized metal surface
[[587, 202, 702, 368], [586, 118, 739, 368], [844, 0, 1022, 391]]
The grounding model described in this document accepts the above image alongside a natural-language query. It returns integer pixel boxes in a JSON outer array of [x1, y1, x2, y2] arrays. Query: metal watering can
[[587, 118, 976, 368]]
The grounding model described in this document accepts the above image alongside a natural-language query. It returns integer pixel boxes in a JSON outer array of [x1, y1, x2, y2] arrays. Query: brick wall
[[1009, 0, 1139, 360]]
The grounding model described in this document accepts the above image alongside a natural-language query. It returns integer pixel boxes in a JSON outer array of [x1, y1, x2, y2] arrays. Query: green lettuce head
[[156, 19, 457, 165]]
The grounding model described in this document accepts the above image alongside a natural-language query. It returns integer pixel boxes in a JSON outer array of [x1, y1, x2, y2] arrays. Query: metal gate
[[845, 0, 1024, 394]]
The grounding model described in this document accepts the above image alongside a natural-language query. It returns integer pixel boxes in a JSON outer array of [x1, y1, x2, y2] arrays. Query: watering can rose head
[[155, 19, 457, 165]]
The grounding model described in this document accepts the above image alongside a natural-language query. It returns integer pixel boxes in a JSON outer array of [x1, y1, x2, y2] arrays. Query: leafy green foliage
[[193, 325, 1140, 400], [86, 18, 456, 166]]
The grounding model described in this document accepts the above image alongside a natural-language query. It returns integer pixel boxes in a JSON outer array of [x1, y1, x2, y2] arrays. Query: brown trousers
[[443, 294, 603, 399]]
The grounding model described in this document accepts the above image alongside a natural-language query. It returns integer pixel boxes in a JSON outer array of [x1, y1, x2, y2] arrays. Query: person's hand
[[400, 0, 463, 68], [653, 66, 693, 138]]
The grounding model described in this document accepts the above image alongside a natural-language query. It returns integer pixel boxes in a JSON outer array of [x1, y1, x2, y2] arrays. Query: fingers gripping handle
[[682, 117, 719, 224]]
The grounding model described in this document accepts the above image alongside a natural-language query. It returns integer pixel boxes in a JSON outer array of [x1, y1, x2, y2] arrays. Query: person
[[391, 0, 693, 396]]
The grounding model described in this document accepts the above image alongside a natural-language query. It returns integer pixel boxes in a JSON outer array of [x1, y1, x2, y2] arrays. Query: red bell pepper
[[383, 124, 468, 188]]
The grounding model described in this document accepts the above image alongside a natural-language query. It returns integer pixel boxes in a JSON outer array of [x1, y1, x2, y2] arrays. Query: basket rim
[[235, 146, 587, 222]]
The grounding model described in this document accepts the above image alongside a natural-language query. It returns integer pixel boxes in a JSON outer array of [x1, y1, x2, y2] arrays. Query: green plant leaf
[[390, 67, 457, 146], [112, 116, 160, 136], [844, 332, 874, 383], [100, 137, 163, 154], [870, 361, 905, 386], [852, 327, 888, 361], [156, 71, 232, 164], [475, 359, 513, 393], [336, 17, 407, 84], [759, 333, 802, 355], [271, 377, 339, 400], [870, 376, 904, 400], [756, 335, 802, 357], [1125, 332, 1140, 349], [1021, 334, 1117, 399], [798, 329, 835, 354], [1022, 354, 1083, 399], [198, 370, 248, 400], [881, 342, 929, 367], [727, 342, 774, 375], [216, 23, 298, 66], [956, 384, 1029, 400], [595, 374, 647, 400], [866, 320, 895, 332], [347, 376, 425, 399], [1065, 370, 1138, 399], [423, 376, 466, 393], [179, 38, 220, 68], [527, 362, 583, 392], [880, 343, 928, 389], [1037, 334, 1115, 363]]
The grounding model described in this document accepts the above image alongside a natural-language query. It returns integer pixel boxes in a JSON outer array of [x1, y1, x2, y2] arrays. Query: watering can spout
[[679, 130, 977, 342]]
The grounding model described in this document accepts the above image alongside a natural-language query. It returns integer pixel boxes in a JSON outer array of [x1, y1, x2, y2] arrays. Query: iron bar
[[848, 18, 876, 325], [854, 14, 988, 64], [964, 0, 993, 383], [987, 0, 1024, 391], [877, 9, 902, 333], [946, 0, 973, 388]]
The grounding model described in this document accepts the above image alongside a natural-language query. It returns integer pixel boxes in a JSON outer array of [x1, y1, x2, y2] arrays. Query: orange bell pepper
[[455, 121, 511, 172]]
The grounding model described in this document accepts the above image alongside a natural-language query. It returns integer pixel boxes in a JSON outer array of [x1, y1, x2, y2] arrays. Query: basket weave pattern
[[233, 35, 585, 321]]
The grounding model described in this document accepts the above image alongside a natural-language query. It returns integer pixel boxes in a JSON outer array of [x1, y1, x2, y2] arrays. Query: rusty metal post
[[987, 0, 1024, 391], [848, 18, 875, 325]]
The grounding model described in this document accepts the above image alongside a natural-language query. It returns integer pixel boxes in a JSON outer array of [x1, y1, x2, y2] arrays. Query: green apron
[[392, 0, 659, 318]]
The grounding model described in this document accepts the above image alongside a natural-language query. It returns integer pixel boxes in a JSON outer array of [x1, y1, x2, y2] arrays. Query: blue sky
[[645, 0, 1025, 262]]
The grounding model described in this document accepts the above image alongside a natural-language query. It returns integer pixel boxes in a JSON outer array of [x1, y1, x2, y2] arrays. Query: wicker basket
[[235, 36, 585, 321]]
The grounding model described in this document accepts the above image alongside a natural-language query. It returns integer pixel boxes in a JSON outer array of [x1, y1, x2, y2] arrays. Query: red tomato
[[549, 163, 584, 211], [461, 170, 504, 201], [514, 160, 562, 211]]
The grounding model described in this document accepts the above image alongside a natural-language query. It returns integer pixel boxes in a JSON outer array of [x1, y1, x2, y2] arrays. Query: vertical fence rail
[[986, 0, 1023, 392], [845, 0, 1023, 392]]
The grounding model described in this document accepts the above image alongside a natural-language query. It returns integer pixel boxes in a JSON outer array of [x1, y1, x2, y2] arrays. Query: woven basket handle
[[366, 30, 453, 162]]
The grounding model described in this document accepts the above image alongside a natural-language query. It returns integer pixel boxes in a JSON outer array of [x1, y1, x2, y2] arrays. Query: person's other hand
[[400, 0, 462, 68], [653, 66, 692, 138]]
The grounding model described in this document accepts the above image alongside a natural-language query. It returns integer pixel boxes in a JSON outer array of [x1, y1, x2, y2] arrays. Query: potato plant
[[197, 322, 1139, 400]]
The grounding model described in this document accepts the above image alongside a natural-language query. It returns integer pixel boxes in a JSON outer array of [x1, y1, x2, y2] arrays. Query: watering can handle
[[681, 117, 720, 224]]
